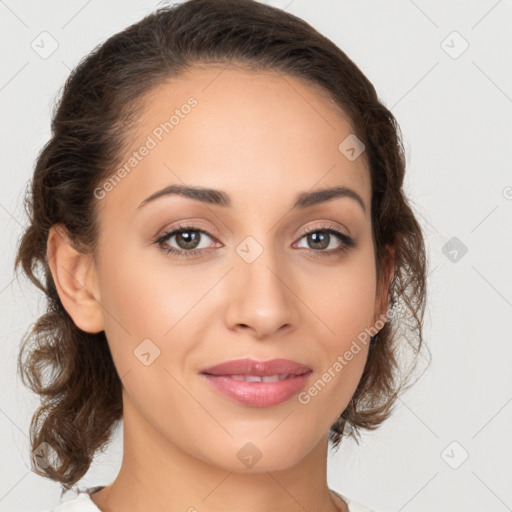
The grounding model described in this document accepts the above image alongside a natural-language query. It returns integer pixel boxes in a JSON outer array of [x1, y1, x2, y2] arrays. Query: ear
[[47, 224, 104, 333], [374, 244, 395, 324]]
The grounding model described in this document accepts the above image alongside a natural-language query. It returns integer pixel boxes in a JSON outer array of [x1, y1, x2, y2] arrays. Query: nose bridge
[[226, 231, 296, 335], [235, 232, 287, 299]]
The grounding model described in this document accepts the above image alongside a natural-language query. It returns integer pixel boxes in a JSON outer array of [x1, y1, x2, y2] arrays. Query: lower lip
[[201, 373, 312, 407]]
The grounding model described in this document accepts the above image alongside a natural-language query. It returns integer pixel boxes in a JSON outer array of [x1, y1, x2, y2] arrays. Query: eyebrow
[[137, 184, 366, 213]]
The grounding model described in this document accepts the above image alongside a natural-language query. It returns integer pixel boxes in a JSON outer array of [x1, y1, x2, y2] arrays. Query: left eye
[[295, 229, 346, 251]]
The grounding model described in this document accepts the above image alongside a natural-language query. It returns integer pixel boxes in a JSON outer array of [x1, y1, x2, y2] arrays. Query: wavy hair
[[16, 0, 428, 492]]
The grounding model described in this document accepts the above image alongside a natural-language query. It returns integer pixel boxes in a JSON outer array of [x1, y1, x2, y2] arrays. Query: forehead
[[102, 64, 371, 215]]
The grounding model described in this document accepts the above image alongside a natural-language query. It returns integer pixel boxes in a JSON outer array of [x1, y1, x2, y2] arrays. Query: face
[[89, 65, 385, 472]]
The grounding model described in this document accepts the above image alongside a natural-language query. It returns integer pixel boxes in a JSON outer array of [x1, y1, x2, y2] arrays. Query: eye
[[294, 224, 355, 257], [155, 224, 218, 258]]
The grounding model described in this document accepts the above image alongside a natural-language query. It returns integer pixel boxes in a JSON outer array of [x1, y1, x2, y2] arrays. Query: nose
[[224, 237, 299, 339]]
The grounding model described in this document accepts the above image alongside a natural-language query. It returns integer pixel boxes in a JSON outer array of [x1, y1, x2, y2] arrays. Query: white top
[[45, 486, 376, 512]]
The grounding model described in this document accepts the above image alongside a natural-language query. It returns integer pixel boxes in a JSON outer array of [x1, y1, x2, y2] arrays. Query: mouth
[[216, 373, 305, 382], [199, 358, 313, 407]]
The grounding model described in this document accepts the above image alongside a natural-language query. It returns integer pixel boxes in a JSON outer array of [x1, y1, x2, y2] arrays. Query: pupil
[[309, 232, 328, 250], [177, 230, 199, 249]]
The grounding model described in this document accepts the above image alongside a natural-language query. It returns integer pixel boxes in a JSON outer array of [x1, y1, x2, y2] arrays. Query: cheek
[[309, 247, 378, 344], [96, 239, 191, 332], [93, 243, 168, 369], [301, 249, 376, 412], [94, 239, 215, 376]]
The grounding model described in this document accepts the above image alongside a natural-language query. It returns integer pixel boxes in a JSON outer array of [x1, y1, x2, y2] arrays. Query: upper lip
[[200, 358, 312, 377]]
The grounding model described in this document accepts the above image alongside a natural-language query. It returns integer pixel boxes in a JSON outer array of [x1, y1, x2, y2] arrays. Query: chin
[[191, 435, 314, 473]]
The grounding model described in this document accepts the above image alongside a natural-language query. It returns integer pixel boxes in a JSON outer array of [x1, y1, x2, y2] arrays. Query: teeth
[[245, 375, 266, 382], [228, 374, 290, 382]]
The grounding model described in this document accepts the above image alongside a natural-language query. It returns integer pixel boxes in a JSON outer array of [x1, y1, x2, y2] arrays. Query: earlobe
[[47, 224, 104, 333]]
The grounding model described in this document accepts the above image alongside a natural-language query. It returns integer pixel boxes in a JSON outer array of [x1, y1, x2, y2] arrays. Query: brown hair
[[16, 0, 427, 493]]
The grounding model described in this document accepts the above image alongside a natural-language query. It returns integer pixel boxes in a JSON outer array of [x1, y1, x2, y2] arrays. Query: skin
[[48, 64, 392, 512]]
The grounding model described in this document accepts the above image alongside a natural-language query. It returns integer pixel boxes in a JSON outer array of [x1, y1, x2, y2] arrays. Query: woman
[[17, 1, 427, 510]]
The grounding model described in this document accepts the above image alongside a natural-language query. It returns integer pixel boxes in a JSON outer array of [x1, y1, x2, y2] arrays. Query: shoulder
[[331, 488, 377, 512], [43, 486, 103, 512]]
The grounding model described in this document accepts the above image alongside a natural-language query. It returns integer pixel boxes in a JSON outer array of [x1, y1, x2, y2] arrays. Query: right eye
[[155, 225, 220, 258]]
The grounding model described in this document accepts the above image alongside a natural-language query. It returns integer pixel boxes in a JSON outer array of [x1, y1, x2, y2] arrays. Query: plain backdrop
[[1, 1, 511, 511]]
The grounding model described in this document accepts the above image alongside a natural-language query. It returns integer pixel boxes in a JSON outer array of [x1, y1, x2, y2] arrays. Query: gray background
[[1, 1, 511, 511]]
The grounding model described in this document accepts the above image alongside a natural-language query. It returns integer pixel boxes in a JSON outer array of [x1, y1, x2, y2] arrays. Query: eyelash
[[154, 223, 355, 259]]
